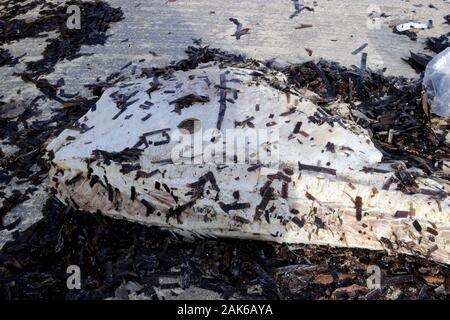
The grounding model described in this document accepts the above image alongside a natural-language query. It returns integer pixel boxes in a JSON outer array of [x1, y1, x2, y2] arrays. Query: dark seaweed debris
[[445, 15, 450, 25], [283, 60, 448, 171], [169, 94, 210, 114], [0, 0, 47, 28], [426, 32, 450, 54], [0, 0, 123, 99], [229, 18, 250, 40], [0, 196, 448, 300], [0, 95, 94, 190], [0, 0, 124, 215], [0, 48, 20, 67], [403, 30, 450, 72], [393, 28, 418, 41], [21, 2, 123, 79], [402, 51, 432, 73]]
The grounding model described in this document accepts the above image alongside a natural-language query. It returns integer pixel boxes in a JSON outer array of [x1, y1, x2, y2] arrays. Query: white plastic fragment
[[423, 48, 450, 117], [395, 21, 429, 32], [47, 65, 450, 264]]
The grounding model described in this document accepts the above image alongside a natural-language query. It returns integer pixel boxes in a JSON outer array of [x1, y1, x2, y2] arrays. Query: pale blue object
[[423, 48, 450, 117]]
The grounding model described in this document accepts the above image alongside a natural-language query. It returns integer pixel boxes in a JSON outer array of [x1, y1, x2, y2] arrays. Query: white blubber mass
[[47, 64, 450, 264]]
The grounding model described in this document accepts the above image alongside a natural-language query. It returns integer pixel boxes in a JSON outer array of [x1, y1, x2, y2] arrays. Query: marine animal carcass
[[47, 63, 450, 264]]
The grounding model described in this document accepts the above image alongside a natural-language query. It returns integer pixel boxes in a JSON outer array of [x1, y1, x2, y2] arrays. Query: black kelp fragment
[[298, 162, 336, 176], [169, 94, 209, 114], [219, 202, 251, 213], [188, 172, 220, 192], [216, 73, 227, 130], [352, 43, 368, 55], [141, 199, 156, 215], [4, 1, 124, 98], [229, 18, 250, 39]]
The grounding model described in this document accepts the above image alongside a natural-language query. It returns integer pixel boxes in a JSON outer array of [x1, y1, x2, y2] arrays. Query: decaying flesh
[[47, 65, 450, 264]]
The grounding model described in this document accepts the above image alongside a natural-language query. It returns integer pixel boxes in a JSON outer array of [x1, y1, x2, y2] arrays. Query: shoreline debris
[[229, 18, 250, 40], [46, 51, 450, 264]]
